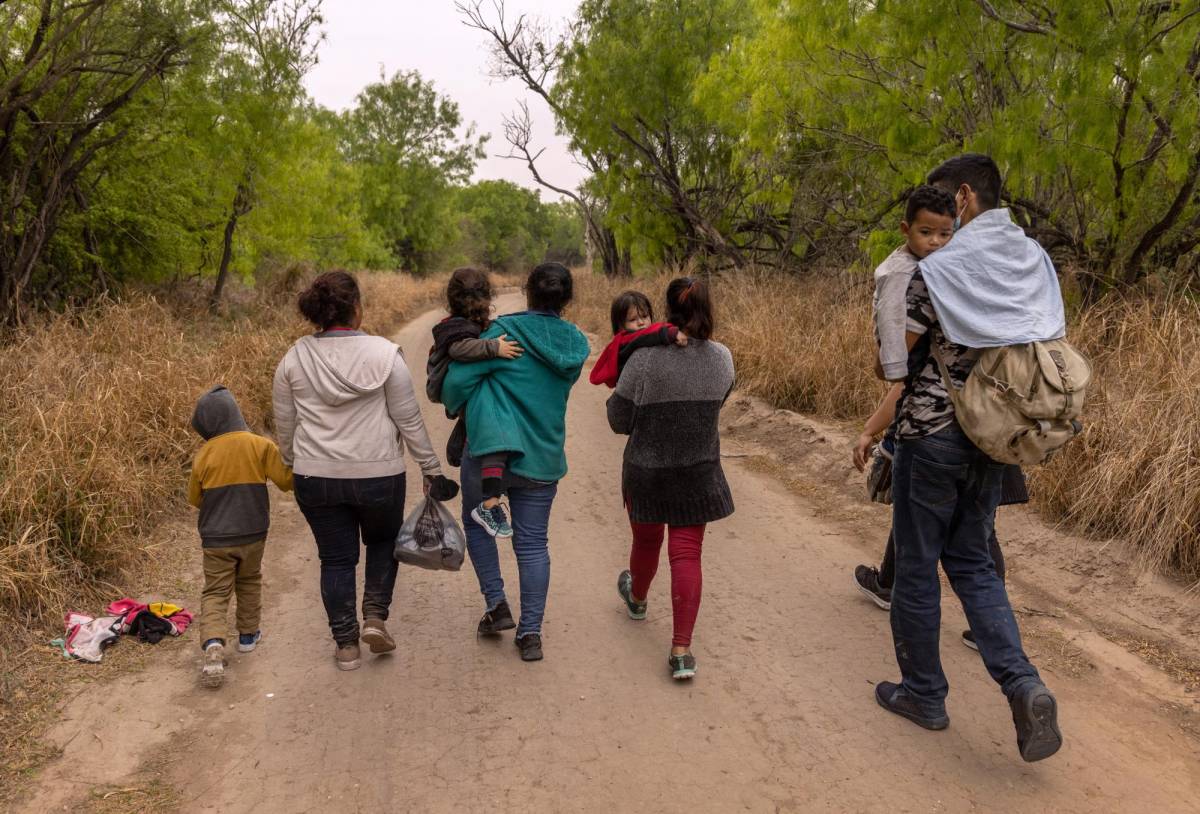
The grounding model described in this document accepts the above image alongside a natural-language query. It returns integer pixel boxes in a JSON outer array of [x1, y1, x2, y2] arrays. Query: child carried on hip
[[426, 267, 523, 540]]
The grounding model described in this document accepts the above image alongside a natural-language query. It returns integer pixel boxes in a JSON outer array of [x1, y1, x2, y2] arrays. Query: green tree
[[453, 180, 552, 272], [0, 0, 207, 322], [543, 200, 585, 267], [206, 0, 324, 307], [341, 70, 487, 272], [706, 0, 1200, 291], [554, 0, 754, 270]]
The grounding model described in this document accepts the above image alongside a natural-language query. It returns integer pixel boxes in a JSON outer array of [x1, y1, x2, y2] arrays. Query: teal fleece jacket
[[442, 311, 590, 482]]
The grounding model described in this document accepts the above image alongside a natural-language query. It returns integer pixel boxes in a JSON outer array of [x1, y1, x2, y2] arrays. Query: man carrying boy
[[188, 385, 293, 688], [876, 154, 1063, 762]]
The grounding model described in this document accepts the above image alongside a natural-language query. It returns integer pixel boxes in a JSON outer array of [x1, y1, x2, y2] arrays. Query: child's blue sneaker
[[471, 502, 513, 540], [237, 630, 261, 653]]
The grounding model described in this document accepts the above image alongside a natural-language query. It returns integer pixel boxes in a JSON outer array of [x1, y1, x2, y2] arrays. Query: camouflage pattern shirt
[[896, 270, 979, 440]]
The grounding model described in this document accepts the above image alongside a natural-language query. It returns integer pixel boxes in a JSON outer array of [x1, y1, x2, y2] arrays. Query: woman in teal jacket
[[442, 263, 589, 662]]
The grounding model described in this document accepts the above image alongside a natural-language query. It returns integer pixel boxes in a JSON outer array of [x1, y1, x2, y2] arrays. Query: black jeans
[[891, 424, 1040, 709], [295, 474, 406, 646]]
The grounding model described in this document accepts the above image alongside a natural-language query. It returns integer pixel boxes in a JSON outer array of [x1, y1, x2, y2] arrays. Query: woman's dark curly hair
[[297, 270, 361, 330], [446, 267, 493, 328]]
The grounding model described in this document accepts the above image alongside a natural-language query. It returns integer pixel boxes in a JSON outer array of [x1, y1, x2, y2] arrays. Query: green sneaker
[[616, 570, 647, 620], [669, 652, 697, 680]]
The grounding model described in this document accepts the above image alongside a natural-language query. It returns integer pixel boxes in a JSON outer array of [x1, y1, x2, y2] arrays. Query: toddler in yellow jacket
[[188, 385, 292, 688]]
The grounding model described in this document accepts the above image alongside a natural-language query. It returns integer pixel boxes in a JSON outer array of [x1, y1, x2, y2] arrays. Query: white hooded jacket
[[272, 332, 441, 479]]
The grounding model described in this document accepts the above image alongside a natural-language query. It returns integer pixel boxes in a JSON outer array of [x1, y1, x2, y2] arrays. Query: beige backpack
[[933, 338, 1092, 466]]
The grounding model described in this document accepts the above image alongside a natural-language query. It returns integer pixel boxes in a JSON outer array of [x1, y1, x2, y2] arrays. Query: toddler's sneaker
[[237, 630, 262, 653], [471, 501, 513, 540], [200, 639, 225, 688], [854, 565, 892, 611], [616, 570, 648, 620]]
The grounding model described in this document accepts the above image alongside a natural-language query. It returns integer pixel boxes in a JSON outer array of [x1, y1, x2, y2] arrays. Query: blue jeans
[[295, 474, 405, 646], [460, 451, 558, 638], [891, 424, 1040, 709]]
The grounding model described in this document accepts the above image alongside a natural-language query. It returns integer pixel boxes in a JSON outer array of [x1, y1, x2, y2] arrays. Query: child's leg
[[479, 452, 508, 507], [200, 548, 237, 645], [878, 528, 897, 589], [233, 540, 266, 636], [629, 521, 665, 601], [665, 525, 705, 650]]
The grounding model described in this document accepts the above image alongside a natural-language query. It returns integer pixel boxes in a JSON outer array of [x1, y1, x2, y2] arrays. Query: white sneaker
[[200, 642, 225, 688]]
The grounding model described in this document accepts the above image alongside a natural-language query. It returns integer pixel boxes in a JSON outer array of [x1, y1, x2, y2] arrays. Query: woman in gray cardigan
[[606, 277, 735, 680]]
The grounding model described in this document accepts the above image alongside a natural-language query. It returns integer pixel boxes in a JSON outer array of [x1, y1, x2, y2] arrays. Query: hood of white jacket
[[293, 334, 399, 406]]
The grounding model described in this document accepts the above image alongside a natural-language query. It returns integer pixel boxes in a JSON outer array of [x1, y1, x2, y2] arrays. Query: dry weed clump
[[0, 271, 444, 651], [1034, 295, 1200, 576]]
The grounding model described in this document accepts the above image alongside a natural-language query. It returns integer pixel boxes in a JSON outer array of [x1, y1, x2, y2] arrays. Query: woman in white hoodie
[[273, 271, 446, 671]]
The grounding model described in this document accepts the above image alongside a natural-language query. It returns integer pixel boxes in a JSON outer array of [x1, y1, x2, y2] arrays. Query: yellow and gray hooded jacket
[[188, 386, 293, 548]]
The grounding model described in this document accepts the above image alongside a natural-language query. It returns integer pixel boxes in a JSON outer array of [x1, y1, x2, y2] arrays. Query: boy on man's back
[[876, 154, 1064, 763]]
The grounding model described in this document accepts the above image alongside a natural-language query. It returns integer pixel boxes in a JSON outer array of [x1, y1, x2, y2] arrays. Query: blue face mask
[[953, 191, 967, 232]]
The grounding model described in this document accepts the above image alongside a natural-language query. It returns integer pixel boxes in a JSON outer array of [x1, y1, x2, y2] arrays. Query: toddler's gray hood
[[191, 385, 249, 440]]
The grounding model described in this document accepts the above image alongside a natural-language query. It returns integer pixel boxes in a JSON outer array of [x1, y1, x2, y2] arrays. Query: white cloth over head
[[917, 208, 1066, 348]]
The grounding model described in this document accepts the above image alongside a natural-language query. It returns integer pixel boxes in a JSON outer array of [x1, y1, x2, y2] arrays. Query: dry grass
[[573, 269, 1200, 580], [0, 269, 447, 806], [1033, 295, 1200, 576]]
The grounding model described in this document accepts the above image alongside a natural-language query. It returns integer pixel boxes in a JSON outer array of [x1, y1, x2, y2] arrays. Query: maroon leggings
[[628, 521, 706, 648]]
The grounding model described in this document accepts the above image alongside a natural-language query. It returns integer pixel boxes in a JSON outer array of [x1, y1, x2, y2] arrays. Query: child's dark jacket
[[426, 317, 498, 406]]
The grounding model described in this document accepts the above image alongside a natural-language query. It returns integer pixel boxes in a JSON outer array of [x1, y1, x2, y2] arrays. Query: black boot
[[477, 600, 516, 636]]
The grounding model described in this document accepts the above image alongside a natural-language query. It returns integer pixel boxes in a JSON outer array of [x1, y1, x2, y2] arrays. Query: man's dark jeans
[[880, 526, 1005, 589], [891, 423, 1039, 709], [295, 473, 406, 646]]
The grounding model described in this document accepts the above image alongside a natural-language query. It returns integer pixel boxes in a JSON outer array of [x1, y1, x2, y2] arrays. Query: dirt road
[[19, 295, 1200, 813]]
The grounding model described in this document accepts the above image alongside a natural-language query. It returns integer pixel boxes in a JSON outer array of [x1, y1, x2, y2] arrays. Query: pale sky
[[305, 0, 586, 199]]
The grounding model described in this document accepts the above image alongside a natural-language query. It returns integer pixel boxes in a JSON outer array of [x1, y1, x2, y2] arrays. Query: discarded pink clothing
[[63, 611, 122, 663], [105, 598, 193, 636], [106, 598, 147, 626], [163, 608, 194, 633]]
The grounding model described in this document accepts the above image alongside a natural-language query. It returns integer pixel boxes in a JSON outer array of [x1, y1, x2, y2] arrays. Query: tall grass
[[0, 271, 446, 641], [573, 270, 1200, 579]]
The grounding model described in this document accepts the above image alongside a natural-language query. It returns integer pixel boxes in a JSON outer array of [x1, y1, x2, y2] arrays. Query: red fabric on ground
[[628, 520, 706, 647]]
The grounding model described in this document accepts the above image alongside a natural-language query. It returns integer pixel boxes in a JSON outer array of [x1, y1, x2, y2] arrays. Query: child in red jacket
[[590, 291, 687, 388]]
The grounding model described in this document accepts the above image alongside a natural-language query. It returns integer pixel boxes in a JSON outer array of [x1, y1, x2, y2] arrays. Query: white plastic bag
[[394, 497, 466, 571]]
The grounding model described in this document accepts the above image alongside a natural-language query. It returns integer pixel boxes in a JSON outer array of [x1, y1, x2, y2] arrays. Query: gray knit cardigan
[[606, 339, 735, 526]]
